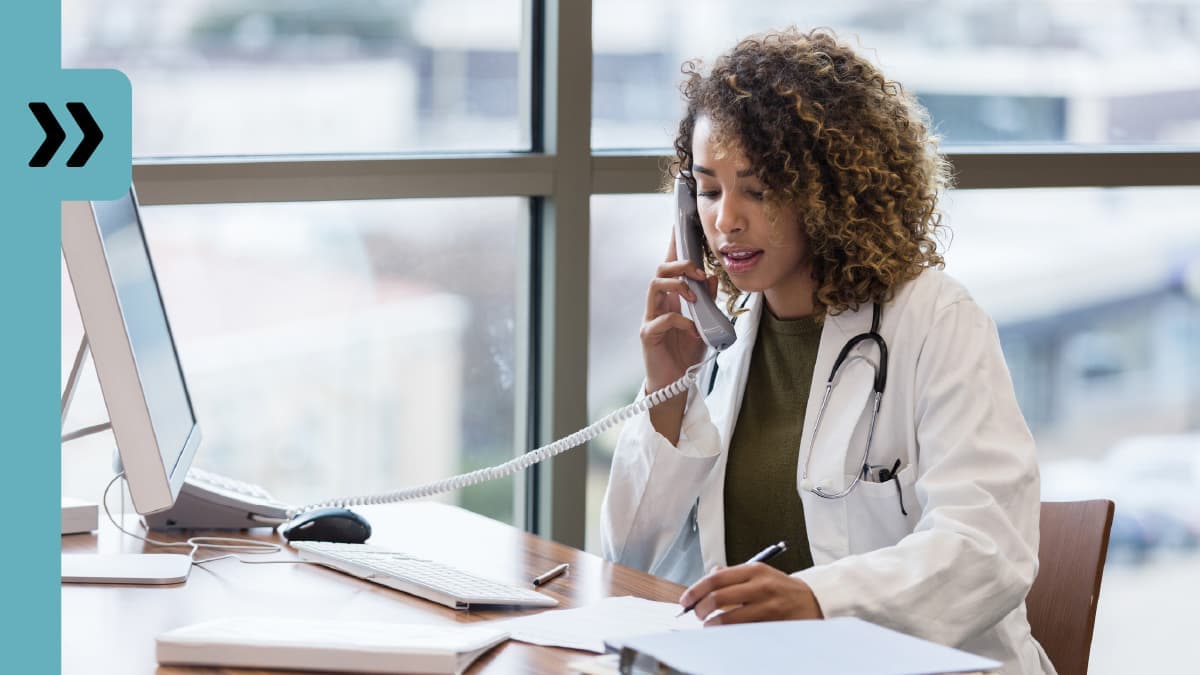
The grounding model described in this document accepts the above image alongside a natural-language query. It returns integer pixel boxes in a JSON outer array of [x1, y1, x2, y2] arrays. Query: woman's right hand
[[641, 233, 720, 394]]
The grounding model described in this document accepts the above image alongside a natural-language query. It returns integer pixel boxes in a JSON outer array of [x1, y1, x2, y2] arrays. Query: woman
[[600, 28, 1054, 674]]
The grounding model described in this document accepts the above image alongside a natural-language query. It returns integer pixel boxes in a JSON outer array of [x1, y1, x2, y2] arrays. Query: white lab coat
[[601, 269, 1056, 674]]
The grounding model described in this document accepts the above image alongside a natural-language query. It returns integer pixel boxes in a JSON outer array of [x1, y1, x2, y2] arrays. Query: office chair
[[1026, 499, 1115, 675]]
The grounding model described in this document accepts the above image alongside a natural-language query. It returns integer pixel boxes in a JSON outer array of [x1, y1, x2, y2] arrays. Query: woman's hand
[[641, 231, 719, 394], [641, 232, 720, 445], [679, 563, 824, 626]]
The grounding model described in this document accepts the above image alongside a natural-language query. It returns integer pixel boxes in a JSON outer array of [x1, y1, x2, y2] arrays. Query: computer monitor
[[61, 188, 201, 583]]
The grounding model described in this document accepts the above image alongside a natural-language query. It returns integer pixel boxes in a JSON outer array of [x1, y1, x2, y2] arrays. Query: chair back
[[1026, 499, 1115, 675]]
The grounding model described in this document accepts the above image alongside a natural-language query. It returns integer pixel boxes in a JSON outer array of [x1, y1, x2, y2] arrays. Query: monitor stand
[[60, 334, 193, 585]]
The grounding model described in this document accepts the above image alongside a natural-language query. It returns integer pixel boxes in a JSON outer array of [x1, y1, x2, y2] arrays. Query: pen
[[532, 562, 570, 587], [676, 541, 788, 617]]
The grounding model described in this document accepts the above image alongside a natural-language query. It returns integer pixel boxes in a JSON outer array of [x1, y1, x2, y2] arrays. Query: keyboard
[[291, 541, 560, 610]]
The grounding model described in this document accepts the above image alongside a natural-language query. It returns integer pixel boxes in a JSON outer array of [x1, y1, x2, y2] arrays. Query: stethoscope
[[798, 303, 888, 499]]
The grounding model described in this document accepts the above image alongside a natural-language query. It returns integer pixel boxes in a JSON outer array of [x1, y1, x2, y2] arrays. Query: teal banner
[[1, 3, 132, 671]]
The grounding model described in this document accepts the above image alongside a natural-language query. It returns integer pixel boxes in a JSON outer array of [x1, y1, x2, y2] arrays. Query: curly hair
[[671, 28, 951, 319]]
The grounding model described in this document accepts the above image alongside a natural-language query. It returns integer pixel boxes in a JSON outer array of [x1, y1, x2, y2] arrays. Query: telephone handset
[[283, 182, 730, 519], [674, 177, 737, 352]]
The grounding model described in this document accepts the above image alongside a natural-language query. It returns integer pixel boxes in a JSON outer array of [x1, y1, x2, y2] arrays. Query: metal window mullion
[[527, 0, 591, 547], [947, 149, 1200, 189], [589, 149, 1200, 194], [514, 0, 544, 535], [131, 155, 556, 205], [127, 148, 1200, 208]]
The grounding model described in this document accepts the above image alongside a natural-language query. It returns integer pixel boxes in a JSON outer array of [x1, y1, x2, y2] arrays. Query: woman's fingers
[[645, 261, 708, 320], [702, 600, 780, 627], [680, 565, 756, 611], [645, 277, 697, 319], [682, 563, 788, 619], [681, 565, 823, 626], [640, 312, 699, 344], [657, 260, 707, 281]]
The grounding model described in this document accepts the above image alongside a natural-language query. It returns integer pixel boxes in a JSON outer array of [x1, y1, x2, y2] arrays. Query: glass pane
[[588, 188, 1200, 674], [63, 197, 524, 524], [61, 0, 525, 156], [593, 2, 1200, 148]]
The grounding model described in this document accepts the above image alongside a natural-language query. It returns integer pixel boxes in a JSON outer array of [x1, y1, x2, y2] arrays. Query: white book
[[156, 617, 509, 675]]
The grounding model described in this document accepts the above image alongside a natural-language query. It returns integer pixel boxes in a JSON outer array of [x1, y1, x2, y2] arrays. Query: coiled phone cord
[[285, 353, 719, 519]]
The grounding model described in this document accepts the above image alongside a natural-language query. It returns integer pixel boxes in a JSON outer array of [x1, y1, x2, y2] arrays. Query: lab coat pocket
[[845, 464, 920, 554]]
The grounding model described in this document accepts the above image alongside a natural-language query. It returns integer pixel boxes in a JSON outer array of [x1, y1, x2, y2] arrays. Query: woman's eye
[[747, 190, 765, 200], [697, 190, 719, 199]]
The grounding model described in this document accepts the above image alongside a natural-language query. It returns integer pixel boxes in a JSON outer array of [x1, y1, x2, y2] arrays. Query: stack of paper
[[156, 616, 509, 675], [496, 596, 701, 653]]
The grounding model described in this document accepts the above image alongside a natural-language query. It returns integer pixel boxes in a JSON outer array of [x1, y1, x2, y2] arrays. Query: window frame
[[123, 0, 1200, 548]]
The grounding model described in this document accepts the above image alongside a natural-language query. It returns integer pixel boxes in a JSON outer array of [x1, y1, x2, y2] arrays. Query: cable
[[286, 353, 719, 518], [100, 473, 316, 568]]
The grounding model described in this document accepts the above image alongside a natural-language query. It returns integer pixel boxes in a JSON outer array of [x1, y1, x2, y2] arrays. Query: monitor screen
[[62, 189, 201, 514], [91, 196, 196, 477]]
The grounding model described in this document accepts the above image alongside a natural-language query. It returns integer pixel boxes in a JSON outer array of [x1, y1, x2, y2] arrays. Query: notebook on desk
[[156, 616, 508, 675]]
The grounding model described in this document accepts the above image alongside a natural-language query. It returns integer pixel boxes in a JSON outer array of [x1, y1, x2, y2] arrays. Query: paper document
[[619, 617, 1001, 675], [495, 596, 701, 653]]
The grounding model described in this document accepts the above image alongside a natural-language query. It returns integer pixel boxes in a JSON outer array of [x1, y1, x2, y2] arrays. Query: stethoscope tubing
[[801, 303, 888, 500]]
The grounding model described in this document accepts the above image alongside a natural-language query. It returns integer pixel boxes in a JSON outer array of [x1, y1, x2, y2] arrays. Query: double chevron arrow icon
[[28, 101, 104, 167]]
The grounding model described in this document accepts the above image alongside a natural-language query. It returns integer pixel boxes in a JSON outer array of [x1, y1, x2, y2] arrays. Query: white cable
[[287, 353, 718, 518], [99, 473, 314, 567]]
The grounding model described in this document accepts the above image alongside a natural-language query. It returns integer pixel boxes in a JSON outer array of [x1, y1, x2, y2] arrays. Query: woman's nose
[[714, 197, 746, 234]]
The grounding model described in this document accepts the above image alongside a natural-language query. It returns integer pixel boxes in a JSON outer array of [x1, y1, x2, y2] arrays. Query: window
[[59, 3, 1198, 671], [63, 198, 524, 522], [592, 1, 1200, 149], [62, 0, 526, 156]]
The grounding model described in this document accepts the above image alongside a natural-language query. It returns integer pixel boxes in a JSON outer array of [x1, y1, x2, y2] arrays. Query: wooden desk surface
[[62, 502, 685, 674]]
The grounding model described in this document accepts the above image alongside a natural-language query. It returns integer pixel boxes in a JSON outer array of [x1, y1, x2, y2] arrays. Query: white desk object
[[617, 617, 1001, 675], [61, 497, 98, 534], [62, 553, 191, 585], [157, 616, 509, 675]]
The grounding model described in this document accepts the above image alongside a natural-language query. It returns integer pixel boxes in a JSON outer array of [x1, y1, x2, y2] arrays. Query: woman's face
[[691, 115, 814, 316]]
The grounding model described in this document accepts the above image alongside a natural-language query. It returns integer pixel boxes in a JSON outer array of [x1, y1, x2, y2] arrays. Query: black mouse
[[280, 507, 372, 544]]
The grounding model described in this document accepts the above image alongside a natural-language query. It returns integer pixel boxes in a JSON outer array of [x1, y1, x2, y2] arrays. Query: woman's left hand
[[679, 563, 825, 626]]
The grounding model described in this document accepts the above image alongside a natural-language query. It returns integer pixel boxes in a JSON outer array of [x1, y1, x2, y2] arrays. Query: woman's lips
[[722, 250, 763, 273]]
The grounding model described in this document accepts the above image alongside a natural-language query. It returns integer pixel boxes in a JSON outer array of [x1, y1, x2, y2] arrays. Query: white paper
[[620, 617, 1002, 675], [494, 596, 702, 653]]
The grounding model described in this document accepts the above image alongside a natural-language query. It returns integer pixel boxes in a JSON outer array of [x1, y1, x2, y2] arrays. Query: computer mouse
[[280, 507, 372, 544]]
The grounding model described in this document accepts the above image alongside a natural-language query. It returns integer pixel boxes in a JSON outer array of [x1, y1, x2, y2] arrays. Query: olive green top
[[723, 308, 820, 573]]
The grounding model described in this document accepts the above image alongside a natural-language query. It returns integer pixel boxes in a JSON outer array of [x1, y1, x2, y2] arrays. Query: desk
[[62, 502, 685, 674]]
